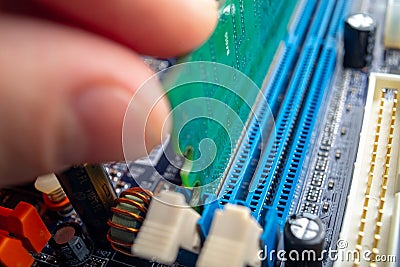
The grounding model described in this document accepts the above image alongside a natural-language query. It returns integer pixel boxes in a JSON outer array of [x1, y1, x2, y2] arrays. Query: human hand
[[0, 0, 218, 185]]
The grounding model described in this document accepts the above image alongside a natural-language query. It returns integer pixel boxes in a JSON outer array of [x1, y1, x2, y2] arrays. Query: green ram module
[[165, 0, 298, 193]]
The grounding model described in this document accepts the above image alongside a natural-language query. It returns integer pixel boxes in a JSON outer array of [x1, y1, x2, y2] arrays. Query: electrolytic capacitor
[[49, 222, 92, 266], [56, 164, 117, 245], [283, 213, 326, 267], [343, 13, 376, 69]]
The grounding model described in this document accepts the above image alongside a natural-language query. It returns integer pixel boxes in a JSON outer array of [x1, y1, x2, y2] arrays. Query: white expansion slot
[[334, 73, 400, 267]]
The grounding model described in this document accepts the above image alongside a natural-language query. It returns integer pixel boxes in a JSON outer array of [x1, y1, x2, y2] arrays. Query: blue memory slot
[[248, 42, 321, 220], [247, 0, 348, 225], [207, 1, 348, 264], [241, 0, 332, 214], [218, 0, 317, 205], [264, 44, 337, 223], [197, 0, 349, 257], [215, 0, 349, 224]]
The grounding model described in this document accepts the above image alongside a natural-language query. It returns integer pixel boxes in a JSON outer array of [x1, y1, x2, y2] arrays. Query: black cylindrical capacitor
[[49, 222, 93, 266], [343, 13, 376, 69], [283, 213, 325, 267], [56, 164, 117, 244]]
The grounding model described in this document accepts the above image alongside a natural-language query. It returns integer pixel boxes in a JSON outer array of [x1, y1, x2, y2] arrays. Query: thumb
[[0, 15, 170, 185]]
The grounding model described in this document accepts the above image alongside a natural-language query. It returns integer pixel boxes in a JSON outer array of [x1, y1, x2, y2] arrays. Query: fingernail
[[199, 0, 219, 9], [194, 0, 219, 18], [193, 0, 219, 37]]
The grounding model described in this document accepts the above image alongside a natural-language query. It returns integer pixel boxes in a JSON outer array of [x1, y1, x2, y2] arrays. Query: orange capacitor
[[0, 202, 51, 253]]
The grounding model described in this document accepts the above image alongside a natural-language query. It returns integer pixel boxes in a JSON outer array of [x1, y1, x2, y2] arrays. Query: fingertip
[[0, 14, 173, 184], [123, 77, 172, 162], [71, 79, 171, 165], [35, 0, 219, 57], [165, 0, 219, 56]]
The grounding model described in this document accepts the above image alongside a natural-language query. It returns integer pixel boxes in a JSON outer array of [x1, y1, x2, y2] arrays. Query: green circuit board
[[166, 0, 298, 191]]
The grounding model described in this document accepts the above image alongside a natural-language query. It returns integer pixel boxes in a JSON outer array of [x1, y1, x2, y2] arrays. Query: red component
[[0, 232, 34, 267], [0, 202, 51, 266], [0, 209, 12, 229], [42, 193, 70, 210]]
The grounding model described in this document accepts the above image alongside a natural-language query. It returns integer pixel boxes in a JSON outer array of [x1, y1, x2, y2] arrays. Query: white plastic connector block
[[196, 204, 262, 267], [386, 193, 400, 267], [34, 173, 61, 194], [384, 0, 400, 49], [335, 73, 400, 266], [132, 191, 200, 264]]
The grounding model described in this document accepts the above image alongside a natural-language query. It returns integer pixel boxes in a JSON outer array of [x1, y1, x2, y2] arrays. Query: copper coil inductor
[[107, 187, 153, 256]]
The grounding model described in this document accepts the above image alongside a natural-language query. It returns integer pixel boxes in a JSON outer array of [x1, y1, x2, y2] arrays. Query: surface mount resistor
[[327, 180, 334, 190]]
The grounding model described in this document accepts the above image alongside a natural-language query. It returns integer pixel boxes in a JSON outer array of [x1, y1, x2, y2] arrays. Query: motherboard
[[1, 0, 400, 266]]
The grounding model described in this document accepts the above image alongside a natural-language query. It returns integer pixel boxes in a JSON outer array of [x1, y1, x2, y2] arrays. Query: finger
[[0, 15, 170, 186], [35, 0, 219, 57]]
